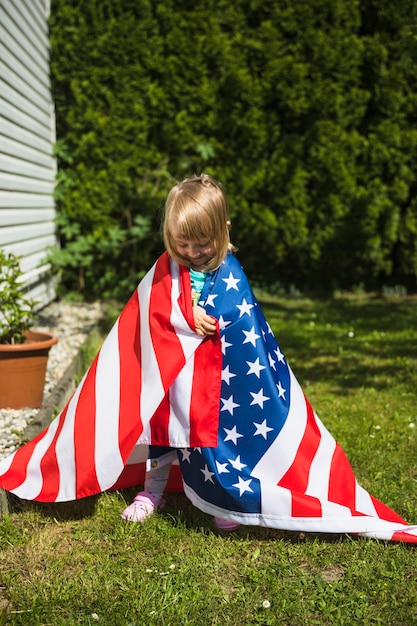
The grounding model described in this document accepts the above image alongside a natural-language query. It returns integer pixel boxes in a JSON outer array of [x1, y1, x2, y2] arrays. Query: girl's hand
[[193, 306, 217, 336]]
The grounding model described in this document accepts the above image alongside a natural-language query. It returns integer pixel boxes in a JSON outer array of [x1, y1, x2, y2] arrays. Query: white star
[[180, 449, 192, 463], [193, 447, 202, 454], [221, 394, 240, 415], [221, 335, 232, 354], [222, 365, 237, 385], [268, 353, 276, 370], [254, 419, 274, 439], [201, 464, 215, 482], [205, 293, 218, 307], [275, 346, 285, 363], [224, 425, 244, 445], [228, 455, 247, 471], [222, 272, 240, 291], [218, 315, 231, 330], [236, 298, 254, 317], [276, 381, 286, 399], [250, 388, 270, 408], [242, 326, 260, 347], [216, 460, 230, 474], [233, 476, 254, 496], [246, 357, 266, 378]]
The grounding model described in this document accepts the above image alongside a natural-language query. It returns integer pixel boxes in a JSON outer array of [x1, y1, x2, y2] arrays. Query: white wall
[[0, 0, 58, 307]]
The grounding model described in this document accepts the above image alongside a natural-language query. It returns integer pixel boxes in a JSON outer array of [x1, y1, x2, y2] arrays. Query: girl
[[121, 173, 239, 529], [1, 174, 416, 542]]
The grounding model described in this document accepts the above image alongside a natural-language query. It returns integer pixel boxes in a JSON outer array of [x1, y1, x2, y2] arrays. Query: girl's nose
[[188, 247, 202, 258]]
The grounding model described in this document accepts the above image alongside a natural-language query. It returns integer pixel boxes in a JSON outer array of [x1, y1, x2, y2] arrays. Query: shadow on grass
[[6, 491, 100, 521], [261, 295, 417, 394]]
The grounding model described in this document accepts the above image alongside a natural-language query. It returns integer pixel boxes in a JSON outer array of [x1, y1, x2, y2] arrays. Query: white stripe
[[251, 367, 307, 517], [355, 483, 379, 516], [94, 318, 124, 490], [306, 412, 336, 501], [167, 355, 195, 445], [55, 377, 86, 500], [10, 417, 62, 500], [138, 264, 166, 423]]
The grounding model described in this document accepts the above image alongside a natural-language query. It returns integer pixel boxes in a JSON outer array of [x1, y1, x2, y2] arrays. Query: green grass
[[1, 293, 417, 625]]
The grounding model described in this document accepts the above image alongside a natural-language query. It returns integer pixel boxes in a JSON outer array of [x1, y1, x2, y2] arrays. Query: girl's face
[[170, 226, 216, 271]]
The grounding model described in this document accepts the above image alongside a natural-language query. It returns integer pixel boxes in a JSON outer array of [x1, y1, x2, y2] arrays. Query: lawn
[[1, 292, 417, 625]]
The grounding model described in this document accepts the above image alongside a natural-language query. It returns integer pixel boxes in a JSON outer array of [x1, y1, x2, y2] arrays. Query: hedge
[[49, 0, 417, 298]]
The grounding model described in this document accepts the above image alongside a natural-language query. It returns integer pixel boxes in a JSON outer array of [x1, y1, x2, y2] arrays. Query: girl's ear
[[226, 220, 231, 228]]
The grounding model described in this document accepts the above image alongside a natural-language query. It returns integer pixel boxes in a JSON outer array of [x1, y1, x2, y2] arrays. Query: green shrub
[[49, 0, 417, 298]]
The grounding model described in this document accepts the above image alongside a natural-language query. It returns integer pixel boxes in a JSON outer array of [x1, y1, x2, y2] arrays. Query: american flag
[[1, 252, 417, 542]]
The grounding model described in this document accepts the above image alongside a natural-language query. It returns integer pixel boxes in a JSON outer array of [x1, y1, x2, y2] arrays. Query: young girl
[[1, 173, 416, 543], [121, 173, 239, 529]]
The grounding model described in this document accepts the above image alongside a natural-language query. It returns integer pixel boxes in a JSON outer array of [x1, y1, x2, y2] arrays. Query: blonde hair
[[163, 173, 235, 271]]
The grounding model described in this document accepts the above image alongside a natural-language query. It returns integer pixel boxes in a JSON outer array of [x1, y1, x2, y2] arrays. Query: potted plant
[[0, 249, 58, 409]]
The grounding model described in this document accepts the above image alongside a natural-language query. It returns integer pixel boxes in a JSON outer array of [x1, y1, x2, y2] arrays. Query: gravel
[[0, 300, 104, 461]]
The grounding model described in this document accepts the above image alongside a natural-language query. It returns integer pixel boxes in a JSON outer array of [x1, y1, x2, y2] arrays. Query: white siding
[[0, 0, 58, 307]]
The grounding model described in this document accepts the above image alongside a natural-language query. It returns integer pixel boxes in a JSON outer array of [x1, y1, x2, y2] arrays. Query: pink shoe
[[121, 491, 165, 522], [214, 516, 240, 531]]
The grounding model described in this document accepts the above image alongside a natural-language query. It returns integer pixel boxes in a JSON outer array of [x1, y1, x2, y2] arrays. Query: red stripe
[[391, 531, 417, 543], [149, 253, 186, 391], [278, 395, 320, 493], [189, 332, 222, 447], [73, 355, 101, 498], [370, 494, 409, 525], [35, 405, 70, 501], [291, 491, 322, 517], [117, 289, 144, 460], [328, 442, 357, 512], [0, 428, 48, 491], [149, 394, 171, 444]]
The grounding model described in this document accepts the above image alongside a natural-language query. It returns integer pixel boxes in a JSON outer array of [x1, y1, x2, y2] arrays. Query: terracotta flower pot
[[0, 330, 58, 409]]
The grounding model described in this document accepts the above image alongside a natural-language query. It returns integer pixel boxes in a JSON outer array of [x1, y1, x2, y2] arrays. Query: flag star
[[236, 298, 254, 317], [222, 272, 240, 291], [254, 419, 274, 439], [233, 476, 254, 496], [242, 326, 260, 347], [180, 449, 192, 463], [224, 425, 244, 445], [218, 315, 231, 330], [268, 353, 276, 370], [221, 394, 240, 415], [276, 381, 286, 399], [205, 293, 218, 307], [201, 464, 215, 483], [222, 365, 237, 385], [228, 455, 247, 471], [221, 335, 232, 354], [193, 447, 202, 454], [275, 346, 285, 363], [216, 460, 230, 474], [250, 388, 270, 409], [246, 357, 266, 378]]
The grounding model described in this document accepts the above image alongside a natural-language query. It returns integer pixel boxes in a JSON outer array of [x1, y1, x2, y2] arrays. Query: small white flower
[[374, 425, 381, 430], [91, 613, 99, 621], [169, 564, 176, 570], [348, 331, 355, 338], [262, 600, 271, 609], [409, 423, 415, 429]]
